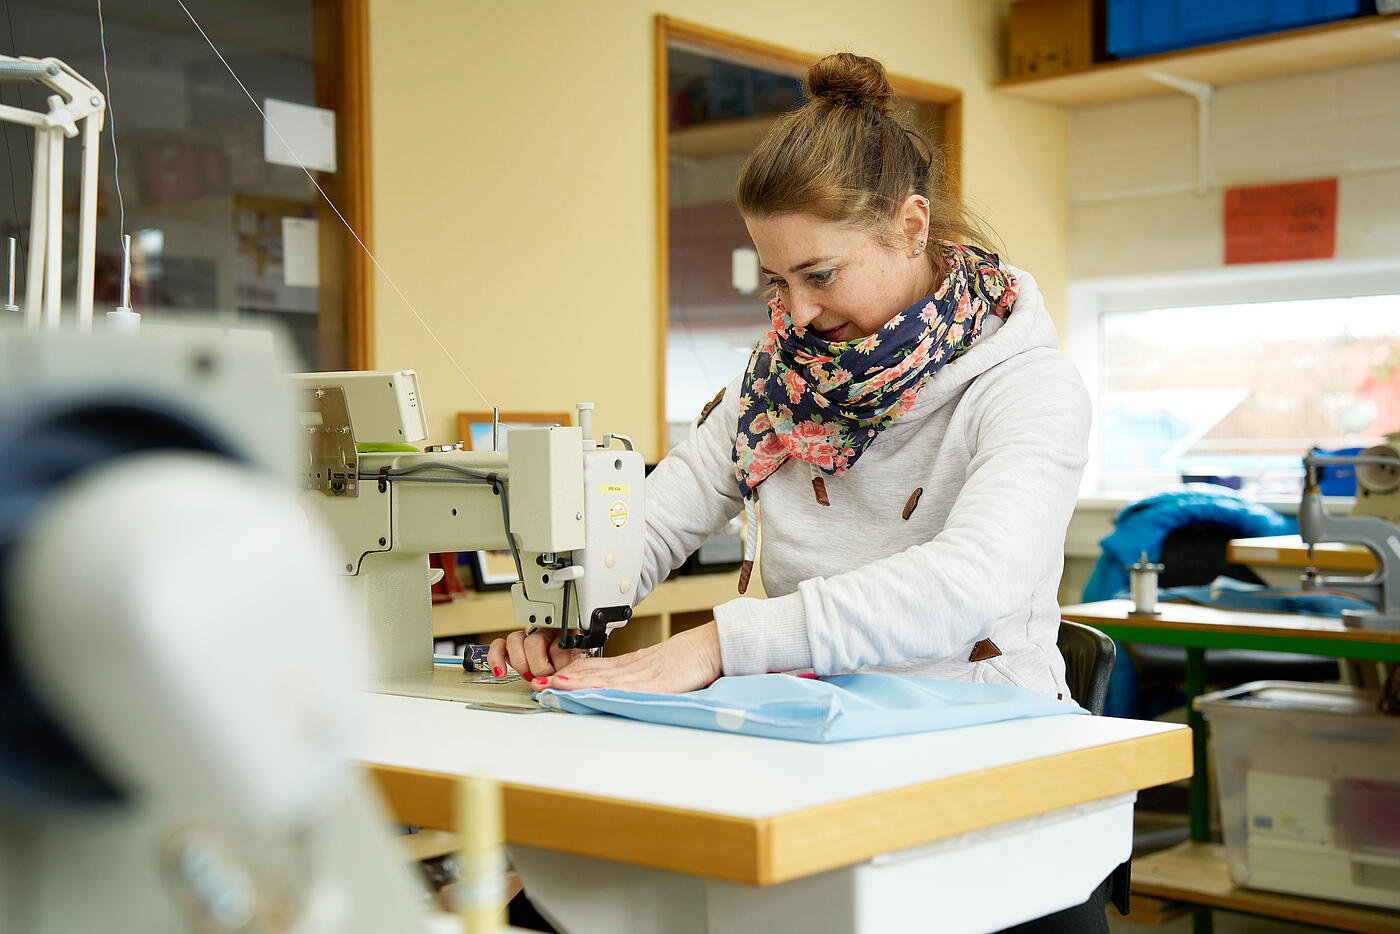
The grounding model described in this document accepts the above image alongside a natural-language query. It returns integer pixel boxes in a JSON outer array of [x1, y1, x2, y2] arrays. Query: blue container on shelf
[[1106, 0, 1366, 59], [1309, 446, 1363, 496]]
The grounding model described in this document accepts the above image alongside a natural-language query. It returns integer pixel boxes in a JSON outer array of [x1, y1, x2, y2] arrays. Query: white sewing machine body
[[0, 323, 443, 934], [295, 371, 645, 699]]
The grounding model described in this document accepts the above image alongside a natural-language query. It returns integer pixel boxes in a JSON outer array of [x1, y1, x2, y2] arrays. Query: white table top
[[358, 692, 1186, 820], [359, 690, 1191, 884]]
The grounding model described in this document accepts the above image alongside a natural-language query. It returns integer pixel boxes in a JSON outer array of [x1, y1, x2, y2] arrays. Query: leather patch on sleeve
[[812, 475, 830, 506], [737, 559, 754, 594], [968, 638, 1002, 662], [697, 386, 726, 428], [902, 487, 923, 520]]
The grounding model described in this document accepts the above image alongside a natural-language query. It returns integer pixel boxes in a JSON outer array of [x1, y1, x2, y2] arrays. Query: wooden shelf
[[996, 14, 1400, 106], [431, 570, 760, 639], [1132, 841, 1400, 934]]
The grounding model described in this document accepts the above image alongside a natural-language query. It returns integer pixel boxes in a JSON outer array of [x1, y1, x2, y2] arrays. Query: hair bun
[[805, 52, 895, 116]]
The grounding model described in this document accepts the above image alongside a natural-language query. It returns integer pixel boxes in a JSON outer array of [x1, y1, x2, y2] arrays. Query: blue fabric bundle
[[535, 673, 1084, 743], [1082, 485, 1295, 602]]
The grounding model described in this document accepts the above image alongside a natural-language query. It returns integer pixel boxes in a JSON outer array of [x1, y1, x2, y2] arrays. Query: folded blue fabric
[[535, 673, 1085, 743], [1158, 575, 1374, 617]]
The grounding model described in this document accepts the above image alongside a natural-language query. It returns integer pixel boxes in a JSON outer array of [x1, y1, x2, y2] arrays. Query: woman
[[489, 52, 1089, 705], [492, 49, 1103, 934]]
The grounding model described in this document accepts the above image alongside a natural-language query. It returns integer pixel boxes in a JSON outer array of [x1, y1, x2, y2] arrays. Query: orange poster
[[1224, 178, 1337, 264]]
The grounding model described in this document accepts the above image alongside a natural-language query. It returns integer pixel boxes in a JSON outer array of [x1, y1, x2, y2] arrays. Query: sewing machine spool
[[1128, 552, 1164, 616]]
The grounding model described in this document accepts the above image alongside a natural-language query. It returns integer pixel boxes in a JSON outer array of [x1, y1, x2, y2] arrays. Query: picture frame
[[456, 411, 572, 452], [463, 549, 519, 592]]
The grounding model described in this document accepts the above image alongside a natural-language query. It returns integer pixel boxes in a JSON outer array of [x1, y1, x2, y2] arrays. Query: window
[[1069, 259, 1400, 499], [0, 0, 368, 369]]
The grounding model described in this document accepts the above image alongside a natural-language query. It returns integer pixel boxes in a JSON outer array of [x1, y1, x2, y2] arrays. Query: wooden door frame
[[313, 0, 373, 370], [653, 16, 963, 454]]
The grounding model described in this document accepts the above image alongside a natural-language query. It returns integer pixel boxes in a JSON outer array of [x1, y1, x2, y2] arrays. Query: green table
[[1058, 599, 1400, 933]]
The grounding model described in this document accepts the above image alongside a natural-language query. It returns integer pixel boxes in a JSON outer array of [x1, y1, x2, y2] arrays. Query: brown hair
[[735, 52, 997, 284]]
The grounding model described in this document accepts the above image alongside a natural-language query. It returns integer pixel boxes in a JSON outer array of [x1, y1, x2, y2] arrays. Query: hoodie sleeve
[[714, 350, 1089, 674], [635, 377, 746, 604]]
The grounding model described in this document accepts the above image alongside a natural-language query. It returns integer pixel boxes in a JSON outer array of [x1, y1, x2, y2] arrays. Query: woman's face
[[744, 209, 933, 343]]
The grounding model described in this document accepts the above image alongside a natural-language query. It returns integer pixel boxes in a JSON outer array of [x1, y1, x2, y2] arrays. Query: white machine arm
[[295, 371, 646, 695], [0, 325, 445, 934]]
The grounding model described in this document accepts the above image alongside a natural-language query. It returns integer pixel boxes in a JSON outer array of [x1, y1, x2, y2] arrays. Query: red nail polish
[[492, 666, 504, 678], [533, 677, 549, 686], [520, 671, 533, 681], [555, 675, 570, 681]]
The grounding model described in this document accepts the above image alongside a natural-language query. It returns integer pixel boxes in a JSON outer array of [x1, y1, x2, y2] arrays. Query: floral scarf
[[732, 240, 1018, 498]]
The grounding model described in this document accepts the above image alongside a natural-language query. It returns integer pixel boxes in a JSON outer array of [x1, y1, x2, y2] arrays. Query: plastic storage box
[[1194, 681, 1400, 909], [1310, 446, 1363, 496], [1106, 0, 1366, 59]]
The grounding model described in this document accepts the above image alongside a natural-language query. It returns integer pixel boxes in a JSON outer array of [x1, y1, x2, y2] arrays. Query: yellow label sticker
[[609, 501, 628, 528], [600, 483, 630, 495]]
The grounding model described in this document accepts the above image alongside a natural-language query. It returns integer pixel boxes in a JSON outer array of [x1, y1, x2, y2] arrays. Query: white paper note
[[264, 98, 337, 172], [282, 217, 319, 287]]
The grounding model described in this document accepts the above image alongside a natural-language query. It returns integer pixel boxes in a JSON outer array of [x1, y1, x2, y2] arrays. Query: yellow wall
[[367, 0, 1068, 459]]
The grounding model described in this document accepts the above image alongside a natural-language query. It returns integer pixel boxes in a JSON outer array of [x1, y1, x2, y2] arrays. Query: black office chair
[[1055, 620, 1131, 920], [1059, 620, 1116, 717]]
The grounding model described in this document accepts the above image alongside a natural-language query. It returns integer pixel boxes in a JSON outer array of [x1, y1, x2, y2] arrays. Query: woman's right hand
[[486, 629, 580, 680]]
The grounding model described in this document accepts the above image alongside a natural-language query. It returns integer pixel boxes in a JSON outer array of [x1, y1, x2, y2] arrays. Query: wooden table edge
[[363, 726, 1190, 886], [1060, 600, 1400, 648], [1227, 538, 1376, 573]]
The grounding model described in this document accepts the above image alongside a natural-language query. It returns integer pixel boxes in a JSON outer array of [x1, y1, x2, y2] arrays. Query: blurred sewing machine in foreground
[[1299, 433, 1400, 630], [295, 371, 645, 700], [0, 324, 451, 934]]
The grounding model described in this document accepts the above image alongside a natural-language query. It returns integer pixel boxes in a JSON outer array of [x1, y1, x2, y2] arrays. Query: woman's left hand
[[531, 621, 723, 694]]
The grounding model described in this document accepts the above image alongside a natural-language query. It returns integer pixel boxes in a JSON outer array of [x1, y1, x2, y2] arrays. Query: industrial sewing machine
[[0, 324, 452, 934], [1298, 434, 1400, 630], [294, 370, 646, 701]]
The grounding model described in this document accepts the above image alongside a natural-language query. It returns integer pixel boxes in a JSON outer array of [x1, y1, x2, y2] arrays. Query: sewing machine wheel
[[1356, 444, 1400, 495]]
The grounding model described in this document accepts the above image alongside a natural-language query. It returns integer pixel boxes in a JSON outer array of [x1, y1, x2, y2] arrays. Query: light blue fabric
[[535, 673, 1085, 743]]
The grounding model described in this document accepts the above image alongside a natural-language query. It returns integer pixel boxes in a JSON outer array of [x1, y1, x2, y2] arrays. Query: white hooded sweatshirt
[[637, 266, 1090, 701]]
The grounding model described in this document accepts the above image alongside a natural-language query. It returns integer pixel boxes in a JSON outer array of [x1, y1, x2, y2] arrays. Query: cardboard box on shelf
[[1007, 0, 1099, 79]]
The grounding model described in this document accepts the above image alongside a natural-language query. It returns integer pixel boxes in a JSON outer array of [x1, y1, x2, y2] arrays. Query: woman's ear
[[896, 193, 929, 253], [900, 194, 930, 253]]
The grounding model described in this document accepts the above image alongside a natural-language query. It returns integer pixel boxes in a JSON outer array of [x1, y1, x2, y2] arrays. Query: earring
[[912, 249, 921, 256]]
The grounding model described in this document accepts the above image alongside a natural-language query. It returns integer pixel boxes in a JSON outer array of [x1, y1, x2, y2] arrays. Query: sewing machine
[[294, 370, 645, 701], [0, 323, 449, 934], [1298, 438, 1400, 630]]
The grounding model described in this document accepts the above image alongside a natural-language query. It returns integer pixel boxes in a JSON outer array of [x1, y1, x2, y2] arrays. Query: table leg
[[1185, 646, 1209, 842], [1185, 646, 1213, 934]]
